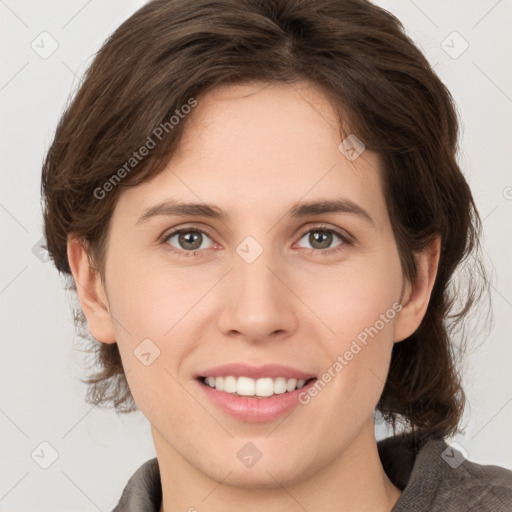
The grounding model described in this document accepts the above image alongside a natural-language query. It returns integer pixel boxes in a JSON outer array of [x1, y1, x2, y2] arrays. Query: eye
[[163, 228, 215, 256], [295, 225, 351, 254], [161, 224, 352, 258]]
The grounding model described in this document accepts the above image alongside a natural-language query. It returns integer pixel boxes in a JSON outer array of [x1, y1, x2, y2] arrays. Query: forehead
[[114, 81, 388, 231], [180, 80, 351, 161]]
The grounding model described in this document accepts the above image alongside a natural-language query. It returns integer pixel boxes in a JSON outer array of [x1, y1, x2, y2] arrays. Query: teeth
[[274, 377, 288, 394], [224, 376, 237, 393], [203, 376, 310, 397], [255, 378, 273, 397], [286, 378, 297, 392]]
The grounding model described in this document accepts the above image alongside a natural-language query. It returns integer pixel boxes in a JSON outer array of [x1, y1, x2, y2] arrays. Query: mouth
[[196, 374, 318, 422], [194, 362, 318, 421], [197, 375, 317, 398]]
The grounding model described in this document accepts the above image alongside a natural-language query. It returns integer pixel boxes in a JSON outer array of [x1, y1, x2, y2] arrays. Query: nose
[[216, 244, 299, 344]]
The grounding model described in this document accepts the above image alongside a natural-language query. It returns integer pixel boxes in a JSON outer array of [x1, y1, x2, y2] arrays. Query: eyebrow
[[136, 198, 374, 226]]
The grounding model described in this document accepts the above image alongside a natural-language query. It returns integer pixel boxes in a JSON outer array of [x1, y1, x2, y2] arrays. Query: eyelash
[[161, 224, 353, 258]]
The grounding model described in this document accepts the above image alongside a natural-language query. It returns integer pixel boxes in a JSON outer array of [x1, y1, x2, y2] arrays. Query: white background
[[1, 1, 511, 510]]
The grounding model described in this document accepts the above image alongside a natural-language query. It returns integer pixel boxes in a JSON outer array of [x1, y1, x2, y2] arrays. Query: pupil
[[180, 231, 201, 250], [311, 230, 331, 249]]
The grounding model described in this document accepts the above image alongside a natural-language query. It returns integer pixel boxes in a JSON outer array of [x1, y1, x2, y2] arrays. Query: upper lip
[[196, 363, 316, 380]]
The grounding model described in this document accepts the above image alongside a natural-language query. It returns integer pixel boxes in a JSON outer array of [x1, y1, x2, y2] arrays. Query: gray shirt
[[112, 433, 512, 511]]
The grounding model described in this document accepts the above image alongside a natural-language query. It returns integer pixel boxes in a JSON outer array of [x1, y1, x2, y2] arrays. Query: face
[[90, 81, 409, 487]]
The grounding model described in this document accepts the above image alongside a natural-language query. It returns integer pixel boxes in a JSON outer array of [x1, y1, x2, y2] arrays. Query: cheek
[[315, 250, 403, 341], [106, 251, 192, 339], [103, 248, 214, 390], [105, 264, 195, 421], [311, 250, 402, 400]]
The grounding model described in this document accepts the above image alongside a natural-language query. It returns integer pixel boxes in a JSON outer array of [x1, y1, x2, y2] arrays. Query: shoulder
[[112, 457, 161, 512], [433, 449, 512, 511], [379, 434, 512, 512]]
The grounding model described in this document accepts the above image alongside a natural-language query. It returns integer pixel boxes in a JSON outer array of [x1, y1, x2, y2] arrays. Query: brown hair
[[41, 0, 489, 441]]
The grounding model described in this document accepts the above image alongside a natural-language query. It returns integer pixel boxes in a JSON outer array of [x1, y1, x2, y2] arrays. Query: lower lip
[[197, 378, 317, 423]]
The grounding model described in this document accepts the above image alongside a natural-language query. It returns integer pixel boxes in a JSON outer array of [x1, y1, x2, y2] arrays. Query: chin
[[200, 449, 319, 490], [217, 466, 307, 490]]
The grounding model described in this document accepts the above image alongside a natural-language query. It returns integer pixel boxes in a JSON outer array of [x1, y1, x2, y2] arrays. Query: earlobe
[[394, 236, 441, 343], [66, 236, 116, 344]]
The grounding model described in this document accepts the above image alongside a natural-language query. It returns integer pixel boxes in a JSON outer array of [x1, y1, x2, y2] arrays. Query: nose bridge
[[234, 242, 282, 300], [233, 237, 283, 307]]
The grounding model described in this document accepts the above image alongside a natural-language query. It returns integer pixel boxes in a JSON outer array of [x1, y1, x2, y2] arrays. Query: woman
[[41, 0, 512, 510]]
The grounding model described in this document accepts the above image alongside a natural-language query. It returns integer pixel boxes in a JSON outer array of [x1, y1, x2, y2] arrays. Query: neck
[[155, 419, 401, 512]]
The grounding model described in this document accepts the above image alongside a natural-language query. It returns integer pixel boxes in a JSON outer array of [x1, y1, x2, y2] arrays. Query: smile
[[200, 375, 314, 398]]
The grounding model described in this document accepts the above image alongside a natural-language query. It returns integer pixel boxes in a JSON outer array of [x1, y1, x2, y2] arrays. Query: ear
[[67, 236, 116, 344], [394, 236, 441, 343]]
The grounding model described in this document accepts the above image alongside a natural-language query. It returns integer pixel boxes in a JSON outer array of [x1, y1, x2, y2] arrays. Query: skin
[[68, 81, 440, 512]]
